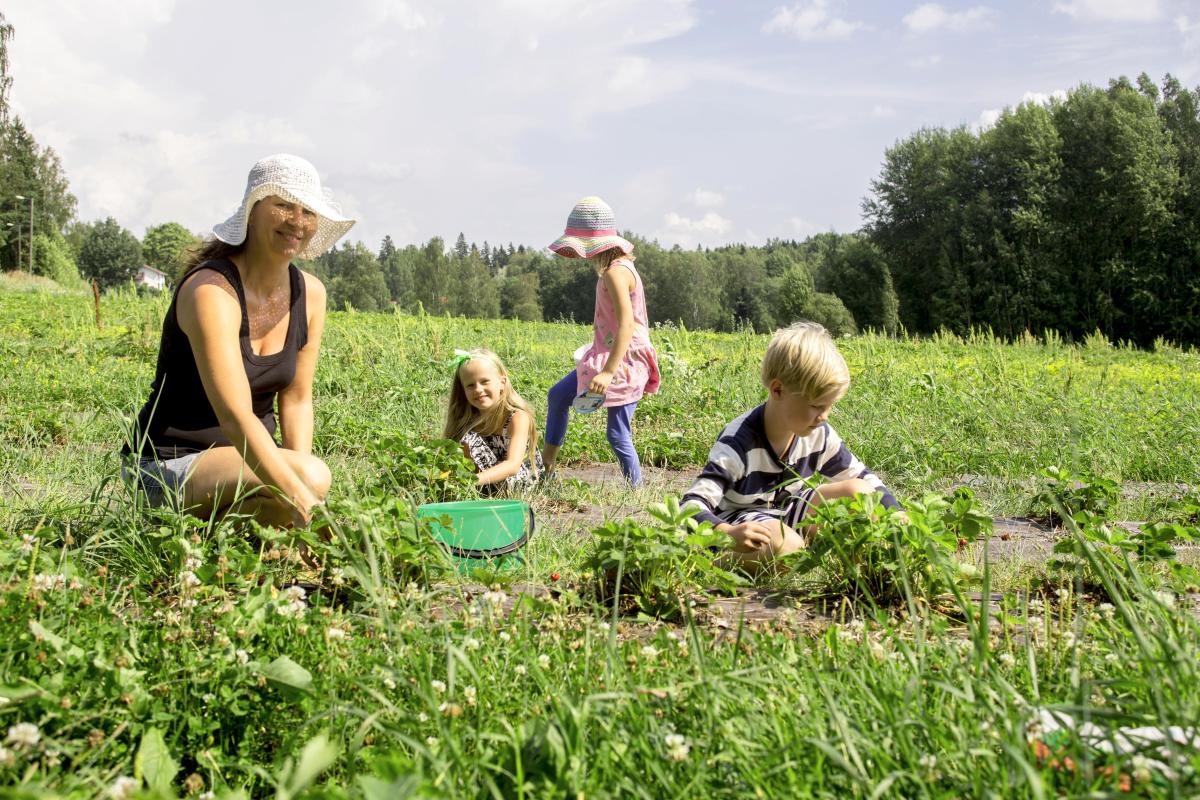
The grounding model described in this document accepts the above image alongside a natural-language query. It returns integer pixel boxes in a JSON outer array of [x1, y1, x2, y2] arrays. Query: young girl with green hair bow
[[443, 348, 543, 493]]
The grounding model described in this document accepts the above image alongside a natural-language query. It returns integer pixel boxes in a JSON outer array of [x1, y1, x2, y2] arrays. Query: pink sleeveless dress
[[574, 258, 661, 408]]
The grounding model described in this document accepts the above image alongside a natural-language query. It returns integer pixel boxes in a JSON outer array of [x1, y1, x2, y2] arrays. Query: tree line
[[866, 73, 1200, 347], [2, 10, 1197, 347]]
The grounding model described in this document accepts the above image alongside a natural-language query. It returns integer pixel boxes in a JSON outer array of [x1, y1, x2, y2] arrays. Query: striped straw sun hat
[[547, 196, 634, 259]]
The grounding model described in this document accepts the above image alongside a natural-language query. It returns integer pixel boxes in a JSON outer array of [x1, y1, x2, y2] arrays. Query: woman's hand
[[589, 369, 615, 396]]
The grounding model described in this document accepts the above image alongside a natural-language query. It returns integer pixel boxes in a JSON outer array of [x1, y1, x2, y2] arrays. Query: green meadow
[[1, 278, 1199, 798]]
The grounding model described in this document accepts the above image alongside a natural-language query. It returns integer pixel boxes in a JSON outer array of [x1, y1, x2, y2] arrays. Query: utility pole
[[5, 220, 18, 272], [14, 194, 32, 273]]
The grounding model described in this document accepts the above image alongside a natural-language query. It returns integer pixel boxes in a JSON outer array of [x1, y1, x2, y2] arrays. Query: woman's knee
[[298, 455, 332, 499]]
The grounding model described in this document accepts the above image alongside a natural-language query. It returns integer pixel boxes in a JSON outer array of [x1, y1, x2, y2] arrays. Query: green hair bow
[[449, 349, 474, 372]]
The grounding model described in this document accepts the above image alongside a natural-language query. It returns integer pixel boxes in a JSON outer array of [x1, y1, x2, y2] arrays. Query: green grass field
[[2, 279, 1199, 798]]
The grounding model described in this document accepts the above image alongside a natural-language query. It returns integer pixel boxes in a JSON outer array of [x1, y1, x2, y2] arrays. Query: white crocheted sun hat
[[212, 154, 355, 260]]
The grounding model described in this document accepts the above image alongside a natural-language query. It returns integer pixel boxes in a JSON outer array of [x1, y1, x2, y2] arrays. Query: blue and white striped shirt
[[682, 404, 898, 526]]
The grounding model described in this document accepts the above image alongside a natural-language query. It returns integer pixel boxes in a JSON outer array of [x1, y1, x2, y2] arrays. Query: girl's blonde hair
[[588, 247, 635, 276], [443, 348, 539, 476]]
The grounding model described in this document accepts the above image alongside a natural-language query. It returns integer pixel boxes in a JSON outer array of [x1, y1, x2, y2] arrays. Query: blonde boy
[[682, 322, 898, 567]]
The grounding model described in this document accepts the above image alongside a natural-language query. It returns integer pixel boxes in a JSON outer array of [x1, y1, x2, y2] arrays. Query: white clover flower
[[641, 645, 659, 659], [180, 598, 198, 609], [514, 665, 528, 676], [276, 601, 306, 620], [998, 652, 1016, 667], [430, 679, 447, 694], [235, 649, 250, 666], [1131, 754, 1153, 784], [464, 686, 477, 706], [1151, 591, 1176, 609], [598, 621, 611, 632], [664, 733, 690, 762], [425, 736, 438, 748], [957, 562, 979, 578], [537, 654, 551, 669], [847, 619, 867, 635], [499, 631, 511, 642], [31, 574, 66, 593], [1104, 652, 1120, 663], [179, 571, 201, 589], [1097, 602, 1115, 619], [383, 677, 397, 690], [283, 585, 307, 603], [1062, 631, 1078, 648], [918, 754, 937, 771], [418, 712, 429, 723], [480, 590, 507, 608], [20, 535, 35, 555], [199, 792, 215, 800], [325, 627, 346, 641], [6, 723, 40, 748], [463, 637, 481, 651], [0, 746, 14, 767], [666, 630, 679, 641], [184, 555, 203, 571], [330, 567, 346, 586], [109, 776, 138, 800]]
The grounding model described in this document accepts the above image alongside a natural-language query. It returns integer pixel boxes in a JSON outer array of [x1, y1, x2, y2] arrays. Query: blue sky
[[8, 0, 1198, 252]]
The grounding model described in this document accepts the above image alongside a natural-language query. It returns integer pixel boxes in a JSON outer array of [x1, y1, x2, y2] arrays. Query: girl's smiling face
[[459, 358, 507, 412]]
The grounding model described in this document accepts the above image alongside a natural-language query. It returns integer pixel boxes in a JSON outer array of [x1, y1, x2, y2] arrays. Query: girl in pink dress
[[541, 196, 661, 486]]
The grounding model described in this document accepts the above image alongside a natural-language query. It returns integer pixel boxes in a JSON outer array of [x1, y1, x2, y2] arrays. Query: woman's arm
[[176, 276, 321, 517], [475, 408, 534, 486], [278, 273, 326, 455], [591, 264, 635, 395]]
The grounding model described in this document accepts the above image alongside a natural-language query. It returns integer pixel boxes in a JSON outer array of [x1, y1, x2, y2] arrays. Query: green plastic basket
[[416, 499, 534, 574]]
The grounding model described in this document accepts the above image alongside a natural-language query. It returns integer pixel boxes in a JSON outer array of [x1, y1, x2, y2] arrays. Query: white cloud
[[1021, 89, 1068, 106], [903, 4, 996, 33], [789, 217, 824, 238], [976, 88, 1066, 130], [654, 211, 734, 247], [687, 189, 725, 208], [908, 53, 943, 68], [763, 1, 863, 41], [977, 108, 1002, 129], [1053, 0, 1163, 22]]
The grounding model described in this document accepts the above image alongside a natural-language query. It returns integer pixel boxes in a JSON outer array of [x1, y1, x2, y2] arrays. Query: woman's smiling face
[[247, 195, 317, 259]]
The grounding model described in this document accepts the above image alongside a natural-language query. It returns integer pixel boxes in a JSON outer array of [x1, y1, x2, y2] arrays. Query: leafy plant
[[368, 432, 477, 503], [789, 489, 992, 606], [1031, 465, 1120, 526], [583, 495, 741, 620], [314, 494, 454, 593], [1048, 514, 1200, 596]]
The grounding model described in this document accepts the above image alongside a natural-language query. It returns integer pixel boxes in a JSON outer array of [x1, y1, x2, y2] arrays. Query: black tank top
[[124, 258, 308, 459]]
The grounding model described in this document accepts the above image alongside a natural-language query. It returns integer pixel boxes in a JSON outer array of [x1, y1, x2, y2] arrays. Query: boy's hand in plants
[[719, 521, 776, 552]]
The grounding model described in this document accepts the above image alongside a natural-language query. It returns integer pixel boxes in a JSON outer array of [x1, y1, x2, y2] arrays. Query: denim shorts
[[121, 452, 202, 508]]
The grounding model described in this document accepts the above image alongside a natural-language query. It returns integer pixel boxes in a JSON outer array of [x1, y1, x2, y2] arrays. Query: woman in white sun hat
[[122, 154, 354, 527]]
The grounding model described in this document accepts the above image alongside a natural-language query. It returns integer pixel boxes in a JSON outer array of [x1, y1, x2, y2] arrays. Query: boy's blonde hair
[[761, 322, 850, 400], [444, 348, 539, 476]]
